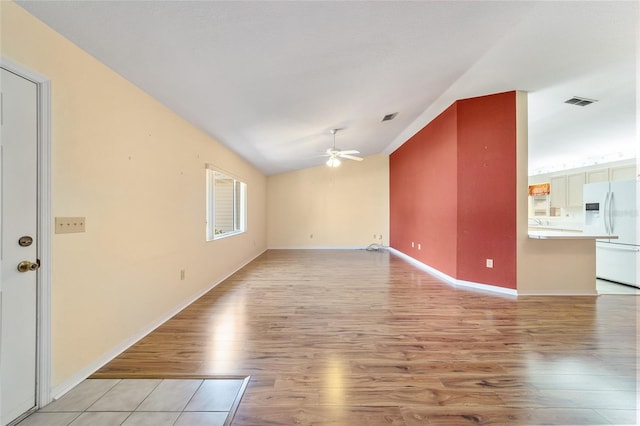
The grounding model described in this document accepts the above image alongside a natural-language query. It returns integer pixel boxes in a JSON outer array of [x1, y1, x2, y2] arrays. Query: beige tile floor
[[17, 378, 248, 426]]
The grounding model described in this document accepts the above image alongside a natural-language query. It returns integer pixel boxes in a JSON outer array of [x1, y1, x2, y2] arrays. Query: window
[[206, 166, 247, 241]]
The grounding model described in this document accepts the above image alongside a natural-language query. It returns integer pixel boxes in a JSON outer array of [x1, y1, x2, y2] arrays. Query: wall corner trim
[[387, 248, 518, 297], [50, 248, 267, 400]]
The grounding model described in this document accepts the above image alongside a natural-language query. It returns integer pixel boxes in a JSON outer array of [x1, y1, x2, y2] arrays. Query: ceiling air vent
[[564, 96, 597, 106], [382, 112, 398, 122]]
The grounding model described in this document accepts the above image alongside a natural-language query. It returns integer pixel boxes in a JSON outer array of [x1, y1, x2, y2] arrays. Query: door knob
[[17, 261, 40, 273]]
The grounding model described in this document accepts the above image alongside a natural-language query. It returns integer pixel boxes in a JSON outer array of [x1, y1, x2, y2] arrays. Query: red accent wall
[[390, 91, 517, 289], [390, 104, 458, 277]]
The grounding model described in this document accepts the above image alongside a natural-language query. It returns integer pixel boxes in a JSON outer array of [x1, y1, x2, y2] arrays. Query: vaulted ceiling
[[17, 1, 637, 176]]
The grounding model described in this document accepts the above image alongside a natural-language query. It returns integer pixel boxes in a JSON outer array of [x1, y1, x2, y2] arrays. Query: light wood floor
[[94, 249, 639, 425]]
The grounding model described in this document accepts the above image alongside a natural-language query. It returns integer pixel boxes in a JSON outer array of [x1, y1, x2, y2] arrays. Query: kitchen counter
[[527, 225, 584, 232], [528, 230, 618, 240], [520, 230, 606, 295]]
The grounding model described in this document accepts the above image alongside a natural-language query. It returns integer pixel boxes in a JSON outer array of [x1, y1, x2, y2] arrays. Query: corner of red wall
[[390, 91, 518, 290]]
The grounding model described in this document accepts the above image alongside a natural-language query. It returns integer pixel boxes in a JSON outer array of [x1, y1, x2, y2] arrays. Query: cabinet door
[[550, 175, 566, 208], [587, 169, 609, 183], [610, 165, 636, 181], [567, 172, 586, 207]]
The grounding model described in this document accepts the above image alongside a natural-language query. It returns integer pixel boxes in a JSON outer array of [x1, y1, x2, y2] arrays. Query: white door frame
[[1, 57, 52, 410]]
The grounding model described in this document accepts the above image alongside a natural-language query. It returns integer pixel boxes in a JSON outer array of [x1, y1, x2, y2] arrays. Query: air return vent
[[564, 96, 597, 106], [382, 112, 398, 122]]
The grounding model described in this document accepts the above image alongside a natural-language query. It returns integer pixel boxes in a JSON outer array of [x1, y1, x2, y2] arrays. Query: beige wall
[[267, 154, 389, 248], [2, 2, 267, 389]]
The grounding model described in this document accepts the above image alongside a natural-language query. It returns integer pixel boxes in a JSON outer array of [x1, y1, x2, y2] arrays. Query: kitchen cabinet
[[550, 173, 586, 209], [587, 169, 609, 183], [610, 165, 636, 181], [567, 172, 586, 207], [587, 165, 636, 183], [550, 176, 566, 209]]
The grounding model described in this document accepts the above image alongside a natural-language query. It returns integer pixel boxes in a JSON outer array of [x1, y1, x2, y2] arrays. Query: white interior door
[[1, 68, 39, 425]]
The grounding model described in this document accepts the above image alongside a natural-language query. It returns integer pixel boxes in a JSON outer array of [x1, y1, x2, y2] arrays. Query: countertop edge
[[528, 231, 618, 240]]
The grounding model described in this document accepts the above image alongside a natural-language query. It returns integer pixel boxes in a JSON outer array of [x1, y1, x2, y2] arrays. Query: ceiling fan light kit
[[326, 157, 341, 167], [324, 128, 363, 168]]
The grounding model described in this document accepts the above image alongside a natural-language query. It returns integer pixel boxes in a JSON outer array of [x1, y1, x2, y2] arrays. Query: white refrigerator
[[583, 179, 638, 287]]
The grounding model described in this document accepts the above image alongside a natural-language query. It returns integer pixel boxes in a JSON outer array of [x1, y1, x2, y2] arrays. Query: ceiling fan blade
[[338, 150, 360, 155], [339, 154, 363, 161]]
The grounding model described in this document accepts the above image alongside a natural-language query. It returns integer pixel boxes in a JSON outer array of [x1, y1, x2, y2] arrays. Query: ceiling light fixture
[[327, 129, 341, 167], [324, 128, 363, 168], [326, 157, 341, 167]]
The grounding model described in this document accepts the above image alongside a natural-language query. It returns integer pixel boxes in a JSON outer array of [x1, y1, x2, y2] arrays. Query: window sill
[[208, 230, 245, 242]]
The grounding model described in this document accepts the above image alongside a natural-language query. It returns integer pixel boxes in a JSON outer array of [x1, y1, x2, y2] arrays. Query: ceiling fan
[[324, 129, 363, 167]]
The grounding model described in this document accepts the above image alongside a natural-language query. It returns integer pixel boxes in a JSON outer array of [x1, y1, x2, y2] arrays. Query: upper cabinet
[[586, 169, 609, 183], [610, 165, 636, 181], [549, 175, 566, 209], [587, 164, 636, 183], [566, 172, 586, 207], [550, 172, 586, 209]]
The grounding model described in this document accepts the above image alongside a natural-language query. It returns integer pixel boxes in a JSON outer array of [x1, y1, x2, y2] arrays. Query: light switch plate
[[55, 217, 86, 234]]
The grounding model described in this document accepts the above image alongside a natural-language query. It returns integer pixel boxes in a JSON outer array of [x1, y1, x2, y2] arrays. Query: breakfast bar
[[518, 230, 617, 295]]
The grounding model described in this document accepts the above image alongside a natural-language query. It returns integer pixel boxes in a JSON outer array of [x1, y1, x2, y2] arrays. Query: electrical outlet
[[418, 243, 421, 251], [411, 242, 415, 248], [55, 217, 86, 234], [486, 259, 493, 268], [180, 269, 186, 280], [310, 233, 313, 239]]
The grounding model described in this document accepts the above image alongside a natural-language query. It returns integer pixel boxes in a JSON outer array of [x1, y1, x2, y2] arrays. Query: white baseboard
[[387, 247, 518, 297], [516, 289, 598, 296], [51, 249, 267, 400], [455, 279, 518, 297], [267, 246, 370, 250]]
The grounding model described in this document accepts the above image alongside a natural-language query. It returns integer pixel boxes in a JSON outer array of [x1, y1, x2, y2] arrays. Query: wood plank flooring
[[93, 249, 639, 425]]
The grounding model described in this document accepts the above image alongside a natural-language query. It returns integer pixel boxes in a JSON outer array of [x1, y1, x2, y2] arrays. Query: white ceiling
[[16, 1, 638, 176]]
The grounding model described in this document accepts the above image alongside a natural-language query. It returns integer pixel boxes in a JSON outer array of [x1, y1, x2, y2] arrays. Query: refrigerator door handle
[[608, 192, 615, 234], [603, 192, 609, 234]]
